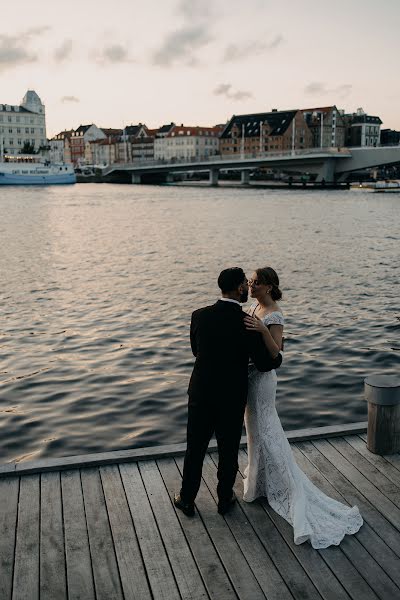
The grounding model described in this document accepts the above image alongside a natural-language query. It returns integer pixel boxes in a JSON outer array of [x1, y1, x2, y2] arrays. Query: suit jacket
[[187, 300, 282, 405]]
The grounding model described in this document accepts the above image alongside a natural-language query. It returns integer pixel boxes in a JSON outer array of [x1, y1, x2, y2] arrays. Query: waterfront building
[[343, 108, 382, 147], [49, 130, 74, 163], [301, 106, 346, 148], [219, 110, 312, 157], [69, 124, 106, 165], [0, 90, 47, 156], [117, 124, 156, 163], [155, 124, 222, 161], [380, 129, 400, 146]]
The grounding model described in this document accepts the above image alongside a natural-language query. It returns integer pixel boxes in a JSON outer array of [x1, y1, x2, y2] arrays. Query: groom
[[174, 267, 282, 516]]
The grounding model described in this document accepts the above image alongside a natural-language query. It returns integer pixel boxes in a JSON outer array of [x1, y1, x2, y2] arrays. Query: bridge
[[102, 146, 400, 185]]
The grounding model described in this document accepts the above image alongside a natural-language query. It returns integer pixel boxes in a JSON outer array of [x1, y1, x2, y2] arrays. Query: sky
[[1, 0, 399, 137]]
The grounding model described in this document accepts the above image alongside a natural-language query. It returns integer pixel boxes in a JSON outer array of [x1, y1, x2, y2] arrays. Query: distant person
[[243, 266, 363, 548], [174, 267, 282, 516]]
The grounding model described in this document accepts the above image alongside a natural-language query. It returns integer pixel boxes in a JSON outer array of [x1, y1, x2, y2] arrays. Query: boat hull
[[0, 172, 76, 185]]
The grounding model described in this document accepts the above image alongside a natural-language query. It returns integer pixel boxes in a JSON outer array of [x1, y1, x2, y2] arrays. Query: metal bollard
[[365, 375, 400, 455]]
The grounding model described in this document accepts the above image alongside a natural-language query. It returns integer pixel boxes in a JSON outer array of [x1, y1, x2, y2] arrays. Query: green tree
[[20, 141, 36, 154]]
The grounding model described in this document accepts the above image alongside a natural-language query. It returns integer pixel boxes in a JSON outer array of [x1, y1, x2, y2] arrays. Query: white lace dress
[[243, 310, 363, 549]]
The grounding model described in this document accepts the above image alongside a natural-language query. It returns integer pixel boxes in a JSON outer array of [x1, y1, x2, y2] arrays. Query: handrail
[[102, 146, 351, 171]]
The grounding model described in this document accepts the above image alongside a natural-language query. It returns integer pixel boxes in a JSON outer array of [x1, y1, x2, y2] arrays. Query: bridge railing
[[103, 146, 349, 171]]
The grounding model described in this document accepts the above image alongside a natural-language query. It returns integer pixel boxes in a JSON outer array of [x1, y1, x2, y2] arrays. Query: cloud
[[93, 43, 134, 65], [61, 96, 79, 103], [178, 0, 214, 20], [0, 27, 50, 72], [151, 25, 212, 67], [223, 35, 284, 62], [214, 83, 253, 101], [54, 39, 73, 62], [305, 81, 352, 98]]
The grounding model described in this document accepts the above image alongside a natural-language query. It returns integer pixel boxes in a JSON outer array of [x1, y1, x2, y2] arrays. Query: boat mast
[[0, 125, 4, 162]]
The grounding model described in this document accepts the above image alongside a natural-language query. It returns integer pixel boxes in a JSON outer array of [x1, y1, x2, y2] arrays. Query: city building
[[117, 124, 155, 163], [380, 129, 400, 146], [49, 130, 74, 163], [155, 124, 222, 161], [0, 90, 47, 155], [343, 109, 382, 147], [219, 110, 312, 157], [69, 124, 106, 165], [301, 106, 346, 148]]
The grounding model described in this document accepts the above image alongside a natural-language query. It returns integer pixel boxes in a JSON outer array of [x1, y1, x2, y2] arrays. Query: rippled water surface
[[0, 183, 399, 463]]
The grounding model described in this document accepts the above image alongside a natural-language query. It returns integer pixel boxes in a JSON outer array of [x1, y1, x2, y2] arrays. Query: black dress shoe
[[174, 493, 195, 517], [218, 492, 237, 515]]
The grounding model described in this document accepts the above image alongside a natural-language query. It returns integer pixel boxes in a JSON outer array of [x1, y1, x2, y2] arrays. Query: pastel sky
[[2, 0, 399, 137]]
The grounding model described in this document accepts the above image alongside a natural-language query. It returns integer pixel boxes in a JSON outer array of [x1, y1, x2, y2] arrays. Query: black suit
[[181, 300, 282, 505]]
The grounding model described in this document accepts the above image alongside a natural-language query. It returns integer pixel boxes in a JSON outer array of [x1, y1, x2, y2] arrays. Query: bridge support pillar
[[131, 173, 142, 184], [316, 158, 335, 183], [209, 169, 219, 186], [241, 171, 250, 185]]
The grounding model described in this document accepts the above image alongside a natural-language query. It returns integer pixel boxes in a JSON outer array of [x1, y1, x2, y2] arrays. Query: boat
[[0, 156, 76, 185], [373, 180, 400, 193]]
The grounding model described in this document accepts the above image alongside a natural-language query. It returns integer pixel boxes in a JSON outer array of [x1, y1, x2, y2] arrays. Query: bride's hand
[[244, 315, 267, 333]]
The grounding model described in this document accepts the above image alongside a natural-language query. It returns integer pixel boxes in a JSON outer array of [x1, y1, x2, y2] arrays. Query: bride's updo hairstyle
[[256, 267, 282, 301]]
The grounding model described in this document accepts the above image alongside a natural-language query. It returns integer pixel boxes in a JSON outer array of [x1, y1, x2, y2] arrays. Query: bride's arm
[[244, 315, 282, 358]]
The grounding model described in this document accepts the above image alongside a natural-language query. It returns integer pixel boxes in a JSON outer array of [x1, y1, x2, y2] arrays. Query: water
[[0, 183, 399, 463]]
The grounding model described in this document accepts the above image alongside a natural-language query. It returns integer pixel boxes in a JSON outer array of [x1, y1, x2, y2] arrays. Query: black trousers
[[180, 397, 245, 505]]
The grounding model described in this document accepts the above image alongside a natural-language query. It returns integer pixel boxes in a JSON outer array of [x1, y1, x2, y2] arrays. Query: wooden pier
[[2, 422, 400, 600]]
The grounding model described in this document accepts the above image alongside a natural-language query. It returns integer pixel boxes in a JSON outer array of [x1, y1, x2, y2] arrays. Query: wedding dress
[[243, 310, 363, 549]]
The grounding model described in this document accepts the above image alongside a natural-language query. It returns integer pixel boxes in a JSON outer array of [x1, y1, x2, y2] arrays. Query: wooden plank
[[80, 467, 123, 600], [293, 445, 400, 590], [0, 422, 367, 479], [313, 439, 400, 530], [296, 441, 400, 557], [13, 475, 40, 600], [199, 450, 322, 600], [206, 451, 315, 600], [0, 463, 16, 476], [120, 461, 181, 600], [238, 449, 364, 600], [174, 456, 267, 600], [329, 437, 400, 508], [285, 421, 367, 442], [40, 472, 67, 600], [0, 476, 19, 600], [138, 460, 208, 600], [344, 435, 400, 488], [99, 465, 152, 600], [61, 470, 96, 600], [157, 457, 236, 600]]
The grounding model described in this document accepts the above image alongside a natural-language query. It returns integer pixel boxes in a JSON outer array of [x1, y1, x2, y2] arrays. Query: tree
[[20, 141, 36, 154]]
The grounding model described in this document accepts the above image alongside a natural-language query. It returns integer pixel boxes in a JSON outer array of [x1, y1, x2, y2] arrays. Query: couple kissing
[[174, 266, 363, 549]]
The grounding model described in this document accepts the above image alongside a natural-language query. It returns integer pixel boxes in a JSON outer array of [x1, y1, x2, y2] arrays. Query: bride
[[243, 266, 363, 549]]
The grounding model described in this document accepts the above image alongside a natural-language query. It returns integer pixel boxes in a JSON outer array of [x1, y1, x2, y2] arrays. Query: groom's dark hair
[[218, 267, 246, 293]]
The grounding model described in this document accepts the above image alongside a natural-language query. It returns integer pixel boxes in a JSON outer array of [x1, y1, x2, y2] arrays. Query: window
[[25, 128, 29, 134], [9, 128, 13, 133], [31, 128, 34, 134], [8, 116, 12, 122], [17, 128, 21, 133], [9, 139, 14, 145]]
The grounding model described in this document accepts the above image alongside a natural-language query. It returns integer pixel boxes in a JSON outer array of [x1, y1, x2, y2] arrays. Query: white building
[[154, 124, 222, 161], [0, 90, 47, 156], [49, 130, 74, 163], [344, 108, 382, 147]]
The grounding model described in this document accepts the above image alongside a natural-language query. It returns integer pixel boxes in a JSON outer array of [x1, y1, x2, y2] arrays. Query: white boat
[[0, 156, 76, 185], [373, 180, 400, 193]]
